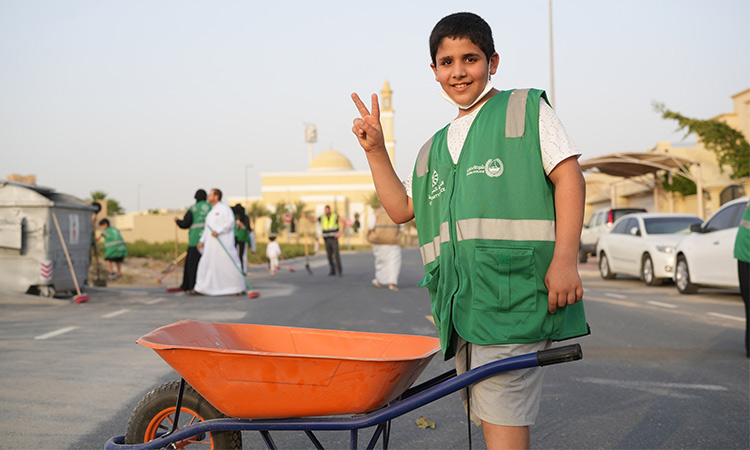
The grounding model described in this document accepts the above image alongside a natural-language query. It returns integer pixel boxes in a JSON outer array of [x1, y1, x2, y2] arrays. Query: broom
[[207, 225, 260, 298], [51, 212, 89, 304]]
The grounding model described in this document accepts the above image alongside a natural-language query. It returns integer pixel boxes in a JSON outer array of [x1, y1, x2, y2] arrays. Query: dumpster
[[0, 181, 97, 297]]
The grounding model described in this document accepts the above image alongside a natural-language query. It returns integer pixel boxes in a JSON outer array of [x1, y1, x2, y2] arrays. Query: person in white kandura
[[194, 188, 247, 296]]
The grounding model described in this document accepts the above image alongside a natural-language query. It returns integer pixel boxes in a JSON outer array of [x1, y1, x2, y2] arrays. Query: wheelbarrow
[[105, 320, 582, 449]]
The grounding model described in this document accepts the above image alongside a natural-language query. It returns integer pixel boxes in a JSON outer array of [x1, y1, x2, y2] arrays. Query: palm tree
[[290, 200, 310, 243], [247, 201, 266, 230]]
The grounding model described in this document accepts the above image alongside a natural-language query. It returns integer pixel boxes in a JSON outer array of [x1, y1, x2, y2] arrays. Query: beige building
[[583, 88, 750, 220]]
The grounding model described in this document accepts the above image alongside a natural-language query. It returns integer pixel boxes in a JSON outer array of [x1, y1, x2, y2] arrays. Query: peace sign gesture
[[351, 93, 385, 154]]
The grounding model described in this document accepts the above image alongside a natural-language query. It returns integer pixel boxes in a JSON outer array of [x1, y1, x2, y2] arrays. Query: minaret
[[380, 81, 395, 166]]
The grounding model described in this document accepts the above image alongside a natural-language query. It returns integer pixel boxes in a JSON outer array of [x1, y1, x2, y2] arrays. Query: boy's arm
[[351, 93, 414, 223], [546, 156, 585, 313]]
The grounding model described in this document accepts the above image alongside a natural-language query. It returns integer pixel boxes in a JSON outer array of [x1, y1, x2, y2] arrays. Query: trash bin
[[0, 181, 97, 297]]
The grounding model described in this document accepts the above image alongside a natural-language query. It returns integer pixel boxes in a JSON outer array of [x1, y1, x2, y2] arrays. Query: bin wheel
[[38, 286, 56, 298], [124, 380, 241, 449]]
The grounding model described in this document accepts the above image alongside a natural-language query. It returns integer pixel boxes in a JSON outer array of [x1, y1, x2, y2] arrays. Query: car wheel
[[675, 255, 698, 294], [578, 245, 588, 263], [641, 254, 662, 286], [599, 252, 616, 279]]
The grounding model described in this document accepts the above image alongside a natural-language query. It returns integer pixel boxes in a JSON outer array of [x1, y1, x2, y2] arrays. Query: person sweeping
[[193, 189, 248, 296], [97, 218, 127, 281]]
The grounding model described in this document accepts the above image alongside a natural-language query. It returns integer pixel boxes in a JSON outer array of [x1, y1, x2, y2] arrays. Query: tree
[[90, 191, 125, 215], [654, 102, 750, 179], [290, 200, 309, 242], [365, 192, 381, 210], [267, 202, 289, 235], [246, 201, 266, 230]]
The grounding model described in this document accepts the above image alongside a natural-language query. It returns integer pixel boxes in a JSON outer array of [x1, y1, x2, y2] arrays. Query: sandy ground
[[88, 256, 180, 287]]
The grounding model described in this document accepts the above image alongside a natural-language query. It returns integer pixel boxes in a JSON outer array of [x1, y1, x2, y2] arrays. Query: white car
[[673, 197, 749, 294], [597, 212, 702, 286]]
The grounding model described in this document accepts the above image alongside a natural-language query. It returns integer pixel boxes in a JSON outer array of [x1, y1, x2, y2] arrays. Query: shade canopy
[[579, 152, 704, 218]]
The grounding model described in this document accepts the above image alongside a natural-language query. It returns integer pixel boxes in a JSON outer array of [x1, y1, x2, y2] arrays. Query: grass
[[117, 240, 372, 265]]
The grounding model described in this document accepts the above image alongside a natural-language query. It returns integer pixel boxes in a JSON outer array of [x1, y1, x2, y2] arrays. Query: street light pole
[[244, 164, 254, 209], [548, 0, 556, 107], [137, 184, 142, 212]]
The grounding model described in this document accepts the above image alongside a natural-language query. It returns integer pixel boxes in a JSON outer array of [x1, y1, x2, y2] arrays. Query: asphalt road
[[0, 249, 747, 449]]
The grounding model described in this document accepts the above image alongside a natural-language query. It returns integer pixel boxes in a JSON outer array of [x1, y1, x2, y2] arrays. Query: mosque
[[247, 81, 396, 243]]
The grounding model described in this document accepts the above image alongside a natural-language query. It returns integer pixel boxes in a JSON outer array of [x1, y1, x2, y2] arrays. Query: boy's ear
[[430, 63, 438, 81], [489, 52, 500, 75]]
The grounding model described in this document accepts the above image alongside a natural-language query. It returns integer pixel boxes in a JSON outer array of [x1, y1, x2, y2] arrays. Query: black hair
[[269, 235, 276, 241], [194, 189, 207, 202], [98, 218, 110, 227], [429, 12, 495, 66], [211, 188, 223, 201]]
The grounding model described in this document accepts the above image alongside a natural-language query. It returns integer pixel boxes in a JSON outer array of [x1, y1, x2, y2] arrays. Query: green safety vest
[[189, 201, 211, 247], [102, 226, 127, 259], [734, 202, 750, 263], [412, 88, 588, 359], [320, 212, 340, 238]]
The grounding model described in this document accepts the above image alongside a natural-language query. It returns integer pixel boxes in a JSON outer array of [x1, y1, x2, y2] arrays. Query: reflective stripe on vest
[[190, 222, 205, 230], [741, 217, 750, 230], [419, 221, 451, 265], [105, 239, 125, 247], [419, 219, 556, 265]]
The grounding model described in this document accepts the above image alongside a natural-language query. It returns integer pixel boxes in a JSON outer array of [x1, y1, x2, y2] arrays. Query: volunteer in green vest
[[319, 205, 345, 276], [734, 200, 750, 358], [97, 218, 127, 281], [175, 189, 211, 294], [351, 12, 588, 449], [232, 203, 252, 274]]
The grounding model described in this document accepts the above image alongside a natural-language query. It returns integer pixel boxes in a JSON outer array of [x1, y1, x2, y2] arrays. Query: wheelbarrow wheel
[[124, 380, 242, 449]]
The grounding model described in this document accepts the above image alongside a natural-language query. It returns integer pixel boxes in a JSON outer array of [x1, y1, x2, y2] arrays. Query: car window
[[586, 213, 597, 228], [593, 212, 603, 227], [612, 209, 646, 222], [704, 203, 744, 232], [644, 217, 702, 234], [611, 218, 632, 234]]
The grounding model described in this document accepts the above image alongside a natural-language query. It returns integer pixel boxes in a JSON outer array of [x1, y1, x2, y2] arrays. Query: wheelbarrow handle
[[536, 344, 583, 366]]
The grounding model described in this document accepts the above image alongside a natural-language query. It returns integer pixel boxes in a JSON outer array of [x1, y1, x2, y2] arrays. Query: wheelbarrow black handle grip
[[536, 344, 583, 366]]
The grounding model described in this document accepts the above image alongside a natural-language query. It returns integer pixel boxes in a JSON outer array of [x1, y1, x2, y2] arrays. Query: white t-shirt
[[403, 99, 579, 197]]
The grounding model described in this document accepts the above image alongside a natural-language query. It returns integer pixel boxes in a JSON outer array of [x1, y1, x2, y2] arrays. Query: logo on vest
[[466, 158, 504, 178], [428, 169, 445, 205]]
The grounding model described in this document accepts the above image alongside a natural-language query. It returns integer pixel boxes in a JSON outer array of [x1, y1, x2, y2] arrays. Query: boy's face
[[431, 37, 499, 114]]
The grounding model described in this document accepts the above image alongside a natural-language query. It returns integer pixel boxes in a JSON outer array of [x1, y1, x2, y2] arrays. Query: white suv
[[579, 207, 646, 263]]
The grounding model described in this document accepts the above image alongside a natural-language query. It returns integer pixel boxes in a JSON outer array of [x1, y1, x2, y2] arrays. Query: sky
[[1, 0, 748, 213]]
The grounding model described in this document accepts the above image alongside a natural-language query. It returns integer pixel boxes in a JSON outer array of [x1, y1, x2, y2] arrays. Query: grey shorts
[[455, 337, 551, 427]]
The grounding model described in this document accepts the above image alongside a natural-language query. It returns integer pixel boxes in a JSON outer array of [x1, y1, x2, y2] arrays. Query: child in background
[[266, 235, 281, 276]]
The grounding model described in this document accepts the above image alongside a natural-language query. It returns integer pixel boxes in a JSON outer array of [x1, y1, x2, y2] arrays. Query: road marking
[[102, 309, 130, 319], [707, 312, 745, 322], [647, 301, 678, 309], [579, 377, 727, 392], [34, 326, 78, 340], [605, 293, 627, 299], [585, 296, 639, 308], [144, 298, 165, 305], [425, 315, 435, 325]]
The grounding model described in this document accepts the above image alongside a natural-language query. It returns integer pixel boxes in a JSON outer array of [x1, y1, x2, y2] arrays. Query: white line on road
[[707, 312, 745, 322], [585, 296, 639, 308], [647, 301, 678, 309], [605, 292, 627, 299], [143, 298, 165, 305], [34, 326, 78, 340], [102, 309, 130, 319], [579, 377, 727, 391]]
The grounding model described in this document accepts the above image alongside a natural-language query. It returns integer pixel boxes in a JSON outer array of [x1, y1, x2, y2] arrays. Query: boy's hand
[[544, 258, 584, 314], [351, 93, 386, 153]]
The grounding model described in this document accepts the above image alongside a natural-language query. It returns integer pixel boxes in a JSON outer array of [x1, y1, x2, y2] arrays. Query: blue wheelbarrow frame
[[105, 344, 582, 450]]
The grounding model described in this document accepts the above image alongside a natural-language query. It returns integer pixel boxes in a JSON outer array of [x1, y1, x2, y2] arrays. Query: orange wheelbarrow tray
[[134, 319, 443, 419], [105, 320, 583, 450]]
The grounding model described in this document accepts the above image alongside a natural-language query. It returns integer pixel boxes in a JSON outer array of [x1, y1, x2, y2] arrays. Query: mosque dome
[[309, 149, 354, 171]]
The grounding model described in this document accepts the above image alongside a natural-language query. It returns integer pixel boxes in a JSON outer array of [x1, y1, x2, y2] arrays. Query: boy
[[351, 12, 588, 450], [266, 235, 281, 276], [97, 218, 127, 280]]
